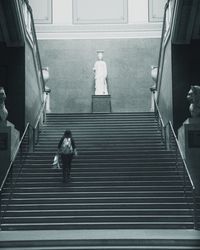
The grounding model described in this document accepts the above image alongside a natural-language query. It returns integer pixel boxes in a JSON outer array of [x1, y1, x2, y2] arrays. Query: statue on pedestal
[[151, 65, 158, 83], [0, 87, 8, 124], [93, 51, 108, 95], [150, 65, 158, 112], [42, 67, 51, 113], [187, 85, 200, 118]]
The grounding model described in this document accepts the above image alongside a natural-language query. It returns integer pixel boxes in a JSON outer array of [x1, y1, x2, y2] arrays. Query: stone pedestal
[[0, 121, 20, 186], [92, 95, 111, 113], [178, 118, 200, 192], [45, 86, 51, 113]]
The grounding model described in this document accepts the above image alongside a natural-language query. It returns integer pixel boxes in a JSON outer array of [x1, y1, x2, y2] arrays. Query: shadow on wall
[[38, 39, 160, 113], [172, 41, 200, 132], [0, 43, 25, 133]]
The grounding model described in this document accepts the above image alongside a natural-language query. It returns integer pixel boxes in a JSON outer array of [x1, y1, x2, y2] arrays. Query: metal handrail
[[153, 98, 165, 128], [0, 123, 30, 193], [0, 123, 31, 226], [32, 94, 47, 148], [152, 93, 197, 229], [153, 99, 166, 142], [167, 121, 195, 189], [0, 94, 47, 224], [34, 94, 47, 130], [0, 0, 48, 227]]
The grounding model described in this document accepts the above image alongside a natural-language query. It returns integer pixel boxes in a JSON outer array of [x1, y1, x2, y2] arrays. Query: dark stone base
[[92, 95, 111, 113], [0, 122, 19, 188], [178, 118, 200, 193]]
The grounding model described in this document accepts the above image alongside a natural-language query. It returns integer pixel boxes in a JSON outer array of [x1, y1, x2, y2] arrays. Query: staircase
[[1, 112, 194, 231]]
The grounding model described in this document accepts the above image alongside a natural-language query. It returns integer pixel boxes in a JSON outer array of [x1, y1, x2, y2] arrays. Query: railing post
[[165, 124, 170, 150], [0, 189, 2, 227], [28, 125, 34, 152], [164, 126, 167, 146], [36, 123, 40, 144], [175, 146, 178, 167], [20, 142, 23, 166], [192, 188, 198, 229], [10, 163, 13, 186], [182, 163, 186, 190], [161, 125, 165, 143], [33, 128, 36, 151], [43, 104, 47, 124], [153, 96, 197, 230], [0, 189, 4, 228]]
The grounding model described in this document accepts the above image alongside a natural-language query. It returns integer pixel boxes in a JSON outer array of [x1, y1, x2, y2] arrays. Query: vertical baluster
[[0, 189, 1, 226], [183, 161, 186, 190], [33, 128, 35, 151], [192, 189, 198, 229]]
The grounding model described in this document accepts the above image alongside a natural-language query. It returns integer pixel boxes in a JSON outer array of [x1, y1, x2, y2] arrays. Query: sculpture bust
[[187, 85, 200, 118], [0, 87, 8, 123], [93, 51, 108, 95], [42, 67, 50, 83], [151, 65, 158, 83]]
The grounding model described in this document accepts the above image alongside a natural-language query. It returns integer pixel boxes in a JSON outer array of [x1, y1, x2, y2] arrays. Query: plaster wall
[[38, 38, 160, 113]]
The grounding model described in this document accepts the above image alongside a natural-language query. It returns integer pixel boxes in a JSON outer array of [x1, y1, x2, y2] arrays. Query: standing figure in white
[[93, 51, 108, 95]]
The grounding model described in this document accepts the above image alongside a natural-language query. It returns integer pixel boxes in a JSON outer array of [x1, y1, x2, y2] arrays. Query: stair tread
[[1, 112, 195, 231]]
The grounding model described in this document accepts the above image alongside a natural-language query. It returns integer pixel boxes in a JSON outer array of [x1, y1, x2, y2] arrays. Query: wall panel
[[29, 0, 164, 38], [149, 0, 166, 22], [29, 0, 52, 24], [73, 0, 128, 24]]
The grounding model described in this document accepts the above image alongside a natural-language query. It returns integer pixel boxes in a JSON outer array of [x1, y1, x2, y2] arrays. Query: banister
[[0, 93, 47, 193], [0, 122, 30, 192], [153, 98, 165, 128], [167, 121, 195, 190], [152, 92, 197, 229], [34, 94, 47, 130], [156, 0, 169, 90], [152, 92, 195, 190], [0, 0, 48, 227], [0, 95, 47, 225]]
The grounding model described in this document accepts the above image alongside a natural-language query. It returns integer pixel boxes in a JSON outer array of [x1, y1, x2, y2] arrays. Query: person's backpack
[[59, 138, 73, 154]]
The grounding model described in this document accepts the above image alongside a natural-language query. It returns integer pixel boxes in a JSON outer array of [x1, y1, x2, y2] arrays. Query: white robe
[[93, 60, 108, 95]]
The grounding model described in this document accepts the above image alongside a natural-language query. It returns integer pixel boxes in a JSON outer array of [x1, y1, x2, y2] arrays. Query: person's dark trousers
[[60, 154, 73, 182]]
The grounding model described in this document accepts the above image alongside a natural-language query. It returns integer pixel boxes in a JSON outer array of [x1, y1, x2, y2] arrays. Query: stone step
[[1, 235, 200, 250], [3, 208, 191, 217], [1, 112, 194, 232], [2, 190, 187, 198], [1, 202, 193, 210], [3, 185, 189, 193], [2, 215, 193, 224], [1, 222, 193, 230]]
